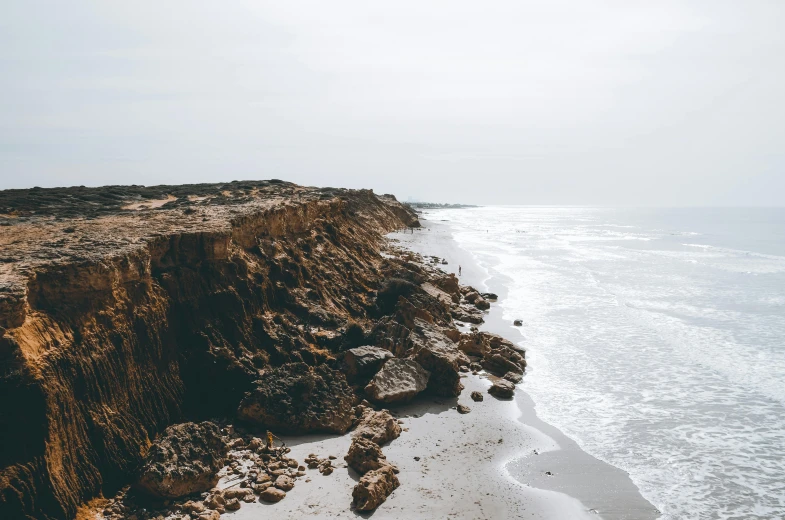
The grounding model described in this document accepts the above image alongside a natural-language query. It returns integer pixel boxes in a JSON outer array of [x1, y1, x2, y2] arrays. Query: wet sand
[[392, 216, 660, 519]]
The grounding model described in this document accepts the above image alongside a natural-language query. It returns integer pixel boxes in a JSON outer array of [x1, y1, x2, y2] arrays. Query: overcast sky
[[1, 1, 783, 205]]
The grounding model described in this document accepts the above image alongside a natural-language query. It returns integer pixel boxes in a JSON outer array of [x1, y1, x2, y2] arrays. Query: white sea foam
[[435, 206, 785, 520]]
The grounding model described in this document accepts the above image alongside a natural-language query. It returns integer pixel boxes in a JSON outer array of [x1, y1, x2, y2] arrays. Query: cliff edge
[[0, 181, 419, 519]]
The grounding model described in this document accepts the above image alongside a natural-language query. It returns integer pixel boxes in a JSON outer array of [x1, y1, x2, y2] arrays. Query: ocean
[[418, 206, 785, 520]]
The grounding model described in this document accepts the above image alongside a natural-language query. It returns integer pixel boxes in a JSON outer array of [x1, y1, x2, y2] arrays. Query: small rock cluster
[[99, 424, 338, 520], [304, 453, 336, 475]]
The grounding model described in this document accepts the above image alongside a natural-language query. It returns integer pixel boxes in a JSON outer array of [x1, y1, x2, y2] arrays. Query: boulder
[[474, 297, 490, 310], [433, 273, 461, 297], [481, 353, 524, 377], [368, 317, 415, 358], [503, 371, 523, 384], [488, 379, 515, 399], [464, 291, 480, 303], [481, 292, 498, 301], [365, 358, 429, 403], [136, 422, 227, 499], [344, 346, 393, 382], [513, 319, 523, 326], [352, 465, 400, 511], [483, 332, 526, 357], [345, 437, 390, 474], [457, 404, 471, 414], [353, 409, 402, 445], [237, 362, 355, 434], [470, 391, 484, 402], [457, 333, 489, 357], [413, 321, 470, 397]]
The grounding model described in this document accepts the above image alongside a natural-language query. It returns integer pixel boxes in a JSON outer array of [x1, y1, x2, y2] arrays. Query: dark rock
[[513, 319, 523, 326], [457, 404, 471, 414], [237, 362, 355, 434], [474, 297, 490, 310], [464, 291, 480, 303], [470, 391, 484, 402], [503, 371, 523, 384], [136, 422, 227, 499], [352, 465, 400, 511], [488, 379, 516, 399], [480, 292, 498, 301], [365, 358, 430, 403], [481, 353, 524, 377], [344, 346, 393, 382], [413, 321, 470, 397]]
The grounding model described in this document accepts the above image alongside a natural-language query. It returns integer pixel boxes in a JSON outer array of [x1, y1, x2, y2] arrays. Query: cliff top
[[0, 180, 412, 329]]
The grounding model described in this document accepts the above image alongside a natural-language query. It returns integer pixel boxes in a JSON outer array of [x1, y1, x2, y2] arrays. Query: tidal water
[[422, 207, 785, 520]]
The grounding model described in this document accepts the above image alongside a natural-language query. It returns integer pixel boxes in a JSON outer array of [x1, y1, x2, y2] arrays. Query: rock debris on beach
[[0, 181, 535, 519]]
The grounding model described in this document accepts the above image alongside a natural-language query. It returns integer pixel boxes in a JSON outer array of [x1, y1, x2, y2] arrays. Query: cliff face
[[0, 181, 419, 519]]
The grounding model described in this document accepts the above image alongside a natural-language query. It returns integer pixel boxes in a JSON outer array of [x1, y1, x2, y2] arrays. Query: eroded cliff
[[0, 181, 419, 519]]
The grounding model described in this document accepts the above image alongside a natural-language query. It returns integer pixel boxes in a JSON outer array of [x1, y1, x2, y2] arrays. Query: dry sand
[[228, 373, 596, 519]]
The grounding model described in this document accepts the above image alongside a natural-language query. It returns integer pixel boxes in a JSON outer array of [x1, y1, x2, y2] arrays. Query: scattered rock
[[225, 498, 242, 511], [352, 465, 400, 511], [513, 319, 523, 326], [480, 292, 498, 301], [136, 422, 227, 499], [353, 409, 402, 445], [470, 391, 484, 402], [364, 358, 430, 403], [259, 487, 286, 503], [489, 379, 516, 399], [345, 437, 390, 474], [237, 362, 355, 434], [344, 346, 393, 382], [198, 511, 221, 520], [457, 404, 471, 414]]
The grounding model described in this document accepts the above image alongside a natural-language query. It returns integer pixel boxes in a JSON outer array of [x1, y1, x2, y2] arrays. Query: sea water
[[422, 207, 785, 520]]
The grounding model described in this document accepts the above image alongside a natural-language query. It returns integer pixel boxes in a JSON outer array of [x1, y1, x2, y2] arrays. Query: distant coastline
[[405, 202, 477, 210]]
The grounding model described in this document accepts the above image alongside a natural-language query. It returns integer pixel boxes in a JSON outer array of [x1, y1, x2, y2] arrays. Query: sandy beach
[[226, 215, 659, 520]]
